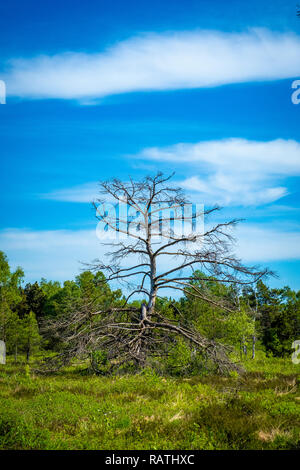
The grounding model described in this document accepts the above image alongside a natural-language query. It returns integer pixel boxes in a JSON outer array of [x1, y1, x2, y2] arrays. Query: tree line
[[1, 249, 299, 368]]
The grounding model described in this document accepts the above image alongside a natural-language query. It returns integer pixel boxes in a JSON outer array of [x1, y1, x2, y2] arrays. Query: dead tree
[[44, 172, 270, 374]]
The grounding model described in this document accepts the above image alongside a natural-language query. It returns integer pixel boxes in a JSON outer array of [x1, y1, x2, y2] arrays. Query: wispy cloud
[[1, 224, 300, 283], [0, 228, 102, 282], [42, 138, 300, 206], [42, 182, 99, 203], [235, 225, 300, 262], [4, 29, 300, 100], [138, 138, 300, 206]]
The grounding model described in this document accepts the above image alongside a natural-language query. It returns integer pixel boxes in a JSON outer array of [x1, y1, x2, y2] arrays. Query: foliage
[[16, 282, 46, 320], [0, 251, 24, 343], [0, 251, 299, 368], [21, 311, 41, 361], [1, 250, 299, 450], [0, 357, 299, 450], [244, 281, 300, 357], [89, 349, 110, 375], [179, 273, 255, 349], [5, 310, 41, 361]]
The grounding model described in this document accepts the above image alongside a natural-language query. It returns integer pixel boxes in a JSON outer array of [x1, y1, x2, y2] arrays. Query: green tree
[[180, 272, 254, 348], [21, 311, 41, 362], [252, 281, 300, 357], [6, 310, 23, 361], [75, 271, 122, 307], [0, 251, 24, 342], [16, 282, 46, 321]]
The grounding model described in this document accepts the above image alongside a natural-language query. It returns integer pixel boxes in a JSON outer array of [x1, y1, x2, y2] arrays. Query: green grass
[[0, 356, 299, 450]]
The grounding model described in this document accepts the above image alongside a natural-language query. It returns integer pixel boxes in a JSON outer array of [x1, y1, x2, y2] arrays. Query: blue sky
[[0, 0, 300, 289]]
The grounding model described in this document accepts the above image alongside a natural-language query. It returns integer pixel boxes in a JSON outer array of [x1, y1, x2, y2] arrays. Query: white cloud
[[4, 29, 300, 100], [138, 138, 300, 206], [180, 175, 287, 206], [41, 139, 300, 207]]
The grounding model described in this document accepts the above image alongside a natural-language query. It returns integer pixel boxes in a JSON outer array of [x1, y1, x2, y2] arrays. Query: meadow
[[0, 355, 299, 450]]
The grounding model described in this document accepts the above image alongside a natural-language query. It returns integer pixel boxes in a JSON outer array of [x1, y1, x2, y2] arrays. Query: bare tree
[[43, 172, 270, 374]]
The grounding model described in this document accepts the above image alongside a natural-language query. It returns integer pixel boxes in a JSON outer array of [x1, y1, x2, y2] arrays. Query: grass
[[0, 355, 299, 450]]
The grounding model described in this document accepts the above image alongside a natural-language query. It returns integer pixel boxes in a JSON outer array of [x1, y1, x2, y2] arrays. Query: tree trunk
[[241, 336, 247, 358], [146, 247, 157, 320], [26, 343, 30, 362], [252, 335, 256, 359]]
